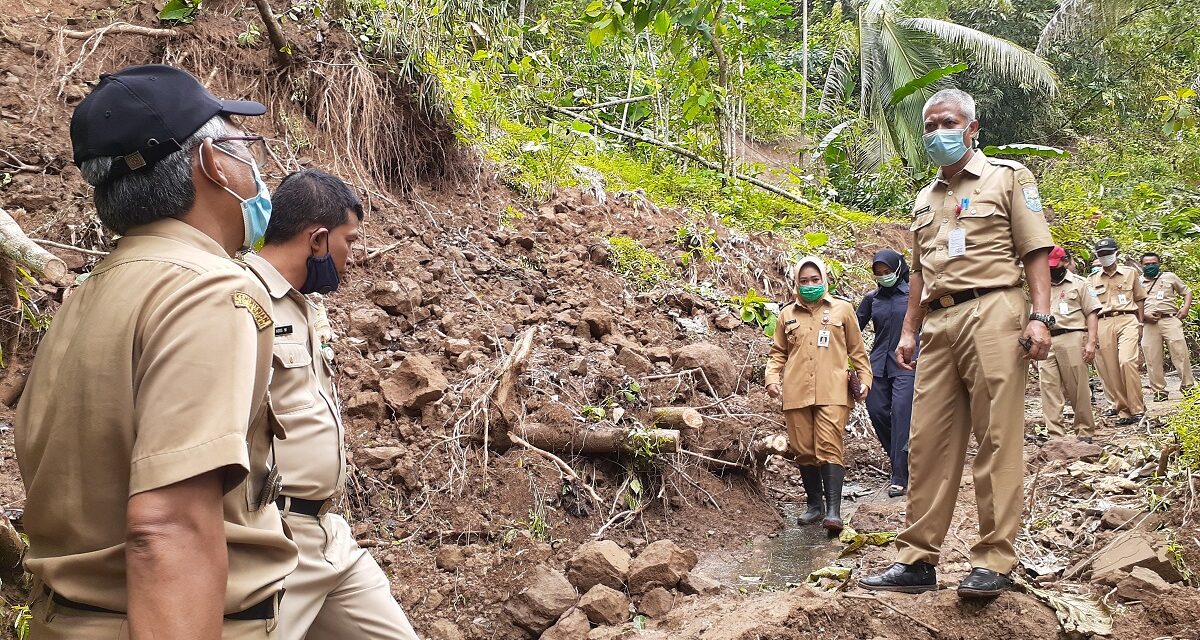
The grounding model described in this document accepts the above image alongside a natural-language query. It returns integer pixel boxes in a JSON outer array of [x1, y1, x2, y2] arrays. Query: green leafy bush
[[606, 235, 673, 290]]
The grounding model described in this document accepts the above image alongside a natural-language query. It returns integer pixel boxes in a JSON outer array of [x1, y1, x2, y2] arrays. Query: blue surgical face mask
[[301, 234, 341, 294], [922, 128, 970, 167], [215, 146, 272, 251]]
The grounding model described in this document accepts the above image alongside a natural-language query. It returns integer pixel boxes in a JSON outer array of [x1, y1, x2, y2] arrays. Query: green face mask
[[798, 284, 826, 302], [1143, 264, 1160, 278], [876, 273, 899, 288]]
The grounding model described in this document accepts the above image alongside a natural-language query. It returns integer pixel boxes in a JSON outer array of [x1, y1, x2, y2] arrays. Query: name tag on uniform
[[947, 228, 966, 257], [1118, 294, 1129, 305], [274, 325, 294, 337], [1059, 302, 1070, 315], [1157, 291, 1165, 300], [817, 330, 831, 347]]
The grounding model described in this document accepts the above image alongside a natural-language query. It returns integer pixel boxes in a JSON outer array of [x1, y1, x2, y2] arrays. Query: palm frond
[[903, 17, 1058, 95], [1035, 0, 1134, 56], [819, 44, 857, 113], [858, 9, 886, 115]]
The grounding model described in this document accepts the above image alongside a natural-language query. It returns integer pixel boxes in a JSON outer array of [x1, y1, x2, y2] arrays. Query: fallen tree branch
[[0, 209, 71, 287], [58, 22, 178, 39], [565, 95, 651, 113], [509, 433, 603, 505], [250, 0, 292, 64], [678, 448, 747, 471], [844, 593, 941, 634], [32, 238, 108, 257], [364, 240, 405, 261]]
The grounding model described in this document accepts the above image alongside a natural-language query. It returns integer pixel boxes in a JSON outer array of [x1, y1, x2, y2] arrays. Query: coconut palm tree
[[819, 0, 1057, 168]]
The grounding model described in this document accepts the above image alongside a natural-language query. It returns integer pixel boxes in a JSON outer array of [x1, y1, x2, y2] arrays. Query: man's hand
[[857, 387, 870, 402], [1021, 320, 1052, 360], [766, 383, 782, 399], [1083, 340, 1097, 365], [1177, 308, 1190, 320], [896, 332, 918, 370], [1145, 311, 1160, 324]]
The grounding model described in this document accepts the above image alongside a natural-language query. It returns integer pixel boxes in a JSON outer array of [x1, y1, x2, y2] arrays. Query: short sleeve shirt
[[15, 218, 297, 613], [1051, 272, 1100, 331], [1142, 272, 1189, 315], [244, 254, 346, 501], [765, 297, 872, 409], [909, 152, 1054, 305], [1088, 265, 1146, 314]]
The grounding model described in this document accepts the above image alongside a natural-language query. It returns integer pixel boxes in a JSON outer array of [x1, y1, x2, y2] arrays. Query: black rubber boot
[[820, 463, 845, 533], [798, 465, 825, 525]]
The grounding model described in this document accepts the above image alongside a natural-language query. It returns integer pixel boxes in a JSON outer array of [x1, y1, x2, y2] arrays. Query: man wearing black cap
[[1088, 237, 1147, 424], [15, 65, 297, 638]]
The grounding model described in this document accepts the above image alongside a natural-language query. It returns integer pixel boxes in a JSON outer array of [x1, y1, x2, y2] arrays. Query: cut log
[[651, 407, 704, 430], [0, 208, 71, 287], [0, 514, 24, 577], [513, 424, 679, 456]]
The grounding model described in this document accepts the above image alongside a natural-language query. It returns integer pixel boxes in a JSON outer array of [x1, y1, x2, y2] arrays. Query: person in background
[[1089, 238, 1147, 424], [856, 249, 915, 497], [767, 256, 871, 534], [1040, 246, 1100, 442], [1140, 251, 1195, 402], [245, 170, 420, 640]]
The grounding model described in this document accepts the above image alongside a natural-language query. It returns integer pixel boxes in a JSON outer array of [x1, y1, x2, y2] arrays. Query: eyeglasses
[[211, 134, 270, 166]]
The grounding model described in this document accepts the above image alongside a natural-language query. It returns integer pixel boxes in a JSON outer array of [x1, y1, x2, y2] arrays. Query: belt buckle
[[938, 294, 955, 308]]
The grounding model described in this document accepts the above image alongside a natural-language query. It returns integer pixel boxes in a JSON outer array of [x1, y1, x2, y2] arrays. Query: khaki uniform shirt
[[1088, 265, 1146, 314], [15, 218, 297, 613], [766, 296, 872, 410], [910, 152, 1054, 305], [244, 254, 346, 501], [1141, 271, 1189, 316], [1051, 272, 1100, 331]]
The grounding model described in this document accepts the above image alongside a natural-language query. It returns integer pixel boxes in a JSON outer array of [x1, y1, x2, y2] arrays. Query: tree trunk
[[512, 424, 679, 456], [651, 407, 703, 449], [0, 208, 70, 287], [0, 514, 24, 577], [251, 0, 291, 64]]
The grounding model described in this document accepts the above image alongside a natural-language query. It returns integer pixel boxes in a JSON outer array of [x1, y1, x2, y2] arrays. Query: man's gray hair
[[922, 88, 976, 122], [79, 116, 232, 235]]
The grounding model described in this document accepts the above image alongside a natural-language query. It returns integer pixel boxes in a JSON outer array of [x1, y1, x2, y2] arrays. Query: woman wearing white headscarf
[[766, 256, 871, 533]]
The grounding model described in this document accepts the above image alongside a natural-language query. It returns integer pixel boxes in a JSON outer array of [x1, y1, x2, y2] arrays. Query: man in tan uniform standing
[[16, 65, 296, 638], [245, 169, 420, 639], [1139, 251, 1195, 402], [1089, 238, 1147, 424], [860, 89, 1053, 598], [1040, 246, 1100, 441]]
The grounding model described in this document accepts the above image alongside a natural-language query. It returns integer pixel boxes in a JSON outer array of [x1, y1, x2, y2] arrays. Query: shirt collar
[[242, 252, 296, 300], [936, 150, 987, 183], [122, 217, 230, 258]]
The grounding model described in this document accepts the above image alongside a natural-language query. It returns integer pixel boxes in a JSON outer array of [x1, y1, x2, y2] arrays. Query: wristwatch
[[1029, 312, 1056, 329]]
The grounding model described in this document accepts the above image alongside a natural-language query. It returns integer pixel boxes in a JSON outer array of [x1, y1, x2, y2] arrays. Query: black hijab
[[872, 248, 909, 289]]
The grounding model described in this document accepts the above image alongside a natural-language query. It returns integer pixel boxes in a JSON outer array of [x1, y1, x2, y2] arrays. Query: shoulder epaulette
[[986, 157, 1027, 170]]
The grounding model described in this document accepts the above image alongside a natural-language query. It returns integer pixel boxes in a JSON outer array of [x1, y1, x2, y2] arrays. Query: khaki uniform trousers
[[1038, 330, 1096, 437], [783, 404, 849, 466], [278, 512, 418, 640], [1095, 314, 1145, 417], [1142, 315, 1195, 394], [28, 591, 278, 639], [895, 288, 1026, 574]]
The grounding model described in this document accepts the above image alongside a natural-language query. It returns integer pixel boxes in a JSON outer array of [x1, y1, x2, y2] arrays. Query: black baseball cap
[[70, 64, 266, 184], [1095, 238, 1119, 254]]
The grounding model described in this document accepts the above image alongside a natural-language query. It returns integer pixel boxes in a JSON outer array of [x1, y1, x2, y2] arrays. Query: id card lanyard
[[948, 197, 969, 258], [817, 310, 831, 348]]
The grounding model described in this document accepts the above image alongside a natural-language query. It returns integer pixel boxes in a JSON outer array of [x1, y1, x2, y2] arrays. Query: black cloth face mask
[[300, 232, 340, 294]]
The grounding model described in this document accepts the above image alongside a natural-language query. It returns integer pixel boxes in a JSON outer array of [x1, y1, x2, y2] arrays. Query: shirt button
[[948, 190, 954, 196]]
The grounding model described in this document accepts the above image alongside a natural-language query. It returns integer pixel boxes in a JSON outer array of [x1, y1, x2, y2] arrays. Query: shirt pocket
[[270, 342, 316, 415], [910, 209, 935, 231]]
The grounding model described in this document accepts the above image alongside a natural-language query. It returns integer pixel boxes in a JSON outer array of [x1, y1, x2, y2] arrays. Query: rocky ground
[[1, 1, 1199, 639]]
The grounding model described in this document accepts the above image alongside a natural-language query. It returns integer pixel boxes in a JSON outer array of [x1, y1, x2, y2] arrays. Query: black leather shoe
[[858, 561, 937, 593], [1117, 414, 1143, 426], [887, 484, 906, 498], [1103, 408, 1118, 418], [797, 466, 825, 525], [1077, 436, 1093, 444], [957, 567, 1011, 598], [1153, 392, 1169, 403]]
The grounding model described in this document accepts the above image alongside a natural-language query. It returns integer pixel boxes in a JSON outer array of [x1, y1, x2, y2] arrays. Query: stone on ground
[[628, 539, 697, 594], [1089, 532, 1185, 583], [539, 607, 591, 640], [1116, 566, 1174, 600], [679, 571, 722, 595], [381, 354, 449, 413], [503, 565, 580, 635], [671, 344, 737, 396], [1100, 506, 1162, 531], [566, 540, 631, 591], [637, 587, 675, 617], [577, 584, 630, 625], [1040, 437, 1104, 463]]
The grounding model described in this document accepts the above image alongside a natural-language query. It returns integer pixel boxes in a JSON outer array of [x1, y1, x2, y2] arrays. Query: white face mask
[[1099, 253, 1118, 267]]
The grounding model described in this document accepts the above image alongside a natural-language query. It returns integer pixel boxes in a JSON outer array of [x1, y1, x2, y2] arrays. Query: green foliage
[[617, 379, 643, 404], [523, 508, 552, 541], [237, 22, 263, 48], [675, 223, 719, 266], [889, 62, 969, 105], [981, 143, 1069, 158], [606, 235, 673, 289], [1168, 386, 1200, 474], [581, 405, 607, 422], [158, 0, 201, 23], [728, 288, 778, 336], [1156, 87, 1198, 136], [626, 427, 674, 467]]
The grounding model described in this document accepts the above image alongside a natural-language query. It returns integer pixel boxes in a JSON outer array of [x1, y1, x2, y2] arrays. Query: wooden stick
[[365, 240, 405, 261], [59, 22, 178, 39], [565, 95, 652, 113], [0, 209, 71, 286], [32, 238, 108, 257], [678, 448, 748, 471], [843, 593, 941, 635], [509, 433, 603, 504]]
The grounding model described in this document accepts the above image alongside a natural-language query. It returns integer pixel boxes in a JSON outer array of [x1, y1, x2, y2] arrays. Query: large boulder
[[381, 354, 448, 414], [566, 540, 631, 591], [627, 539, 697, 594], [503, 566, 579, 635], [671, 343, 738, 396], [579, 308, 615, 339], [614, 348, 652, 375], [1090, 532, 1185, 583], [343, 391, 386, 422], [577, 585, 630, 626], [349, 307, 390, 343], [1116, 566, 1174, 600], [539, 607, 590, 640]]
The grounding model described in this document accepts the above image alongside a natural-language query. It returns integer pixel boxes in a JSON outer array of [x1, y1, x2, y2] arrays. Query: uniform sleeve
[[129, 269, 273, 496], [1132, 272, 1147, 302], [856, 294, 872, 331], [1009, 167, 1054, 259], [1175, 274, 1191, 298], [910, 230, 922, 273], [844, 305, 872, 386], [765, 310, 789, 386], [1080, 280, 1101, 315]]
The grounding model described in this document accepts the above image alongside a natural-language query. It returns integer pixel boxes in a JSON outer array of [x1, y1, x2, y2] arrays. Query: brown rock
[[1090, 532, 1184, 583], [712, 313, 742, 331], [566, 541, 632, 591], [679, 571, 721, 595], [614, 348, 652, 375], [381, 354, 448, 413], [646, 347, 672, 363], [436, 545, 466, 571], [637, 587, 674, 617], [369, 278, 423, 315], [349, 307, 390, 342], [357, 446, 404, 469], [1040, 437, 1104, 463], [577, 585, 630, 626], [1101, 507, 1162, 531], [503, 565, 579, 635], [580, 308, 615, 339], [671, 344, 738, 396], [1116, 566, 1174, 600], [627, 540, 697, 594], [444, 337, 473, 356], [426, 619, 465, 640], [540, 607, 590, 640], [344, 391, 386, 422]]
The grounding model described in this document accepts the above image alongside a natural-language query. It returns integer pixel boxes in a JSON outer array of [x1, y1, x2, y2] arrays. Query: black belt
[[50, 590, 282, 620], [276, 496, 331, 517], [1051, 328, 1083, 337], [927, 287, 1003, 311], [1100, 310, 1136, 318]]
